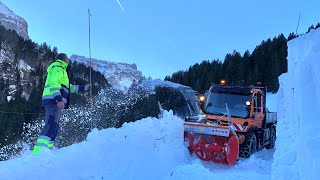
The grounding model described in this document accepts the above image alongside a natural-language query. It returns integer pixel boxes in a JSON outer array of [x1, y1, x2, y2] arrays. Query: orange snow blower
[[184, 104, 239, 165], [184, 84, 277, 165]]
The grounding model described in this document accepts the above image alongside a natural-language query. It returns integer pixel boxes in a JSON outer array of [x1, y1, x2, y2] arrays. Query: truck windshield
[[204, 92, 252, 118]]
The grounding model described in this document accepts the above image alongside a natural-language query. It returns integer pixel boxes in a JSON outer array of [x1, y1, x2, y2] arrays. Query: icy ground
[[0, 110, 274, 180]]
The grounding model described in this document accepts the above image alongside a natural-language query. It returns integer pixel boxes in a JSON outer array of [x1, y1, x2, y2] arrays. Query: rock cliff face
[[0, 40, 44, 102], [0, 2, 29, 40], [70, 55, 144, 92]]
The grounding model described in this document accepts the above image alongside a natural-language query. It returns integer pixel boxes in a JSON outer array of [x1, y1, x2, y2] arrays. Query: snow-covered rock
[[272, 29, 320, 179], [21, 91, 30, 100], [6, 95, 13, 102], [8, 84, 16, 95], [18, 59, 33, 72], [0, 2, 29, 40], [0, 45, 15, 64], [70, 54, 143, 92]]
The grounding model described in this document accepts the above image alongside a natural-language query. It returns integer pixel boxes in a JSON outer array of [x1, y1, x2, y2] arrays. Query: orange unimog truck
[[184, 84, 277, 165]]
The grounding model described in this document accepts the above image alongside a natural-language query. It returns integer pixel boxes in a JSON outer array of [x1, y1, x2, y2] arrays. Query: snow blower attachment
[[184, 104, 239, 165], [184, 84, 277, 165]]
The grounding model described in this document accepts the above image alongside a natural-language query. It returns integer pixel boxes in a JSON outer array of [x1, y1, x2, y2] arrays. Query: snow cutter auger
[[184, 104, 239, 165], [184, 123, 239, 165]]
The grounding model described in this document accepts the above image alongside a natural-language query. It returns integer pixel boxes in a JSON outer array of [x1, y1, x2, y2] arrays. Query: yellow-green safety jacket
[[41, 59, 84, 109]]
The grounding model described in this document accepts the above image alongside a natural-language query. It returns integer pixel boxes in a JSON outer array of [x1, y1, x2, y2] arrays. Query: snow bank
[[267, 93, 277, 112], [272, 29, 320, 179], [0, 111, 188, 180], [0, 110, 274, 179]]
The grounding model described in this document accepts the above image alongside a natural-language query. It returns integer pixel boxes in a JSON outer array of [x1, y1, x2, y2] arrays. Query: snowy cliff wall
[[0, 2, 29, 40], [272, 29, 320, 179], [70, 54, 143, 92]]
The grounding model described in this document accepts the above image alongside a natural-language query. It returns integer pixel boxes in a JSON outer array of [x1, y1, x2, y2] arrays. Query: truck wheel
[[239, 132, 257, 158], [266, 127, 276, 149]]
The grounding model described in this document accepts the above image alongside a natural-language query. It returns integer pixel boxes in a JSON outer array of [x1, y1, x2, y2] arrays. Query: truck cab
[[199, 84, 277, 157]]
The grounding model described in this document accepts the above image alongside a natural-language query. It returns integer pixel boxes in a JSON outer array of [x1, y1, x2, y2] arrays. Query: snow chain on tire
[[239, 132, 257, 158], [266, 127, 276, 149]]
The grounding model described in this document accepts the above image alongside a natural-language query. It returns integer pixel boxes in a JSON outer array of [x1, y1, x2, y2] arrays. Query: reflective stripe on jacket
[[41, 59, 85, 109]]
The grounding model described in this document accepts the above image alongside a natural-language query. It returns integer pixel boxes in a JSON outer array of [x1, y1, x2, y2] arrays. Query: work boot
[[33, 136, 53, 155]]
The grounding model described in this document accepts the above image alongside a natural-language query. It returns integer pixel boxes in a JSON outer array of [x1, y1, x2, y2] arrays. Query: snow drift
[[0, 110, 274, 180], [0, 111, 186, 179], [272, 29, 320, 179]]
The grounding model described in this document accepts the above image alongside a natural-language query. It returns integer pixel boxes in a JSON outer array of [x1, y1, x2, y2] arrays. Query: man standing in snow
[[33, 53, 91, 155]]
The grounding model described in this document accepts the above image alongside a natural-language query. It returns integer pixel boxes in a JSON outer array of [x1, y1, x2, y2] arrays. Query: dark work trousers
[[40, 104, 62, 141]]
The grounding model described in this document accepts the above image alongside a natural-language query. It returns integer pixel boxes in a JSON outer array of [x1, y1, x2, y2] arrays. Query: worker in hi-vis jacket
[[33, 53, 91, 155]]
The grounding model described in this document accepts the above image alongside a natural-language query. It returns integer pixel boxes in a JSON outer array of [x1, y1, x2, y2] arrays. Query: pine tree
[[0, 78, 4, 91], [307, 25, 315, 33], [288, 32, 298, 41]]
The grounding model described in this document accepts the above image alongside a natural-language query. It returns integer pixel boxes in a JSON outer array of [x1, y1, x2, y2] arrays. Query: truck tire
[[266, 127, 276, 149], [239, 132, 257, 158]]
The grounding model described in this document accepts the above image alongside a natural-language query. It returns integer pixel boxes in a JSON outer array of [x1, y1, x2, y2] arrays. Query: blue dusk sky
[[2, 0, 320, 79]]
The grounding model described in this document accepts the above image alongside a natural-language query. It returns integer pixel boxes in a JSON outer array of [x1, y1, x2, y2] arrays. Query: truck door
[[253, 92, 263, 128]]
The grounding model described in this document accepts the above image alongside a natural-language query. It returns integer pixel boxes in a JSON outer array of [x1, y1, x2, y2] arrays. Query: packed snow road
[[168, 149, 273, 180]]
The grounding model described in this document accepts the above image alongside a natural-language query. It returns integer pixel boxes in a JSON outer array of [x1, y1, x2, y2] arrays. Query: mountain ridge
[[0, 2, 29, 40]]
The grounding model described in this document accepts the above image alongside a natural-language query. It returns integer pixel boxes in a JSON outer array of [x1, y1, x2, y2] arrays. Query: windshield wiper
[[209, 112, 245, 119]]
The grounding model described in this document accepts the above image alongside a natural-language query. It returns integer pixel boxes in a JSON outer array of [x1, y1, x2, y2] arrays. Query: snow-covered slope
[[0, 2, 29, 40], [70, 55, 191, 93], [0, 111, 274, 180], [70, 54, 143, 92], [272, 29, 320, 179], [138, 79, 187, 91]]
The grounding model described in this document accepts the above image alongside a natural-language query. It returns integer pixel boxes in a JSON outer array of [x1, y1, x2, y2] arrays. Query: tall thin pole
[[296, 12, 301, 35], [88, 9, 93, 130]]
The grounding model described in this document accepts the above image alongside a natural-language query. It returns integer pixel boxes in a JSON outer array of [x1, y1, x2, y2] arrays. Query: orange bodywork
[[202, 89, 265, 144], [183, 86, 274, 165]]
